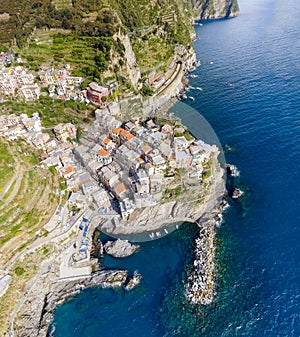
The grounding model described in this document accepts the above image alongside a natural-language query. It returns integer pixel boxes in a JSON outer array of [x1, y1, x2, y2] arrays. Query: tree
[[76, 126, 82, 142]]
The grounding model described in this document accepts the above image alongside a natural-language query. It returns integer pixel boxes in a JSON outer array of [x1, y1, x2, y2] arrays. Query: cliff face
[[193, 0, 239, 19], [99, 152, 226, 237]]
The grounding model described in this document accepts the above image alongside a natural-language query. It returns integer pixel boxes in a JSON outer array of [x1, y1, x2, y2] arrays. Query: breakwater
[[186, 223, 216, 305], [186, 199, 229, 305]]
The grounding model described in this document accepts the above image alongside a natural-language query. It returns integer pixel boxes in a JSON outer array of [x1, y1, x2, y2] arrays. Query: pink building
[[86, 82, 109, 105]]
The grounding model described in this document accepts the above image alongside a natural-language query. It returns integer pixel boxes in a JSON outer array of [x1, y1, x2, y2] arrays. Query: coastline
[[7, 50, 227, 337]]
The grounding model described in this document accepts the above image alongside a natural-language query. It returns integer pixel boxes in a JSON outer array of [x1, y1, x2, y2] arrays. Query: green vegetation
[[0, 0, 196, 94], [2, 180, 16, 200], [163, 186, 183, 200], [140, 85, 154, 96], [202, 170, 211, 180], [202, 158, 213, 180], [0, 139, 59, 267], [0, 243, 57, 336], [174, 130, 194, 141], [0, 142, 14, 189], [14, 266, 25, 276], [76, 126, 83, 142], [0, 96, 94, 128]]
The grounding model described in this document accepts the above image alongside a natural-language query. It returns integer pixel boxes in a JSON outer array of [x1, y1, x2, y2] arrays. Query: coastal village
[[0, 53, 219, 236], [0, 49, 230, 335], [0, 0, 244, 333]]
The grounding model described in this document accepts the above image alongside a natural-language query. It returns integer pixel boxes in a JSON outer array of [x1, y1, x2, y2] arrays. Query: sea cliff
[[193, 0, 239, 20]]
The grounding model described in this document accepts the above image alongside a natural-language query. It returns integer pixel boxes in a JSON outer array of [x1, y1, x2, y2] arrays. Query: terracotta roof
[[120, 129, 134, 141], [103, 136, 111, 145], [112, 127, 123, 134], [97, 148, 109, 157], [65, 166, 75, 174], [114, 182, 127, 195], [141, 144, 152, 154], [125, 133, 134, 141], [40, 152, 47, 159]]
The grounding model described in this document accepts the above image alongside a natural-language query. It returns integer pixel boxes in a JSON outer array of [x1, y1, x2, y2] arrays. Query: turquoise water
[[51, 0, 300, 336]]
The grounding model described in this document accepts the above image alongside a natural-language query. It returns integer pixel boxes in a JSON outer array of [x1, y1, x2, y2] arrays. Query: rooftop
[[97, 148, 110, 157], [88, 82, 108, 93]]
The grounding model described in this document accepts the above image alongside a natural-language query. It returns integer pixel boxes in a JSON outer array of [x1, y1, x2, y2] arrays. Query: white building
[[22, 112, 42, 132], [96, 148, 112, 166], [119, 198, 135, 219]]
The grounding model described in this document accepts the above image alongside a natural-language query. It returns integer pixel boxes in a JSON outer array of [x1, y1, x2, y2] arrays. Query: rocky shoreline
[[39, 270, 128, 337]]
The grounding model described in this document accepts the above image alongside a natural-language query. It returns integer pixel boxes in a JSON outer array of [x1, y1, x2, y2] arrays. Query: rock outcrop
[[125, 271, 142, 291], [38, 270, 128, 336], [116, 34, 141, 89], [104, 239, 140, 258], [193, 0, 239, 19]]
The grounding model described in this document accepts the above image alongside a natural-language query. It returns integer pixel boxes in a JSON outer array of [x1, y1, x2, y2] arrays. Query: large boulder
[[104, 239, 140, 258]]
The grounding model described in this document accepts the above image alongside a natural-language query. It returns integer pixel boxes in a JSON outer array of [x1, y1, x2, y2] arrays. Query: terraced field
[[21, 29, 99, 74], [52, 0, 72, 10], [0, 138, 60, 269]]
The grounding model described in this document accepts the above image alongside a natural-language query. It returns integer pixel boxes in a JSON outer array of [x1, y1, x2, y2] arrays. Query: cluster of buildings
[[0, 66, 40, 101], [0, 97, 216, 224], [39, 69, 111, 104], [0, 113, 111, 215], [0, 50, 111, 105], [0, 113, 49, 147], [33, 123, 113, 214], [39, 65, 84, 101], [0, 113, 78, 153], [67, 106, 216, 220]]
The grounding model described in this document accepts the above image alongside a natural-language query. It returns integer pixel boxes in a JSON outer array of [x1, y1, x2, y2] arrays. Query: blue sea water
[[51, 0, 300, 336]]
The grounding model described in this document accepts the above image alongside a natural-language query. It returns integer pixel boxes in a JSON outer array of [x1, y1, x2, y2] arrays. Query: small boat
[[156, 231, 161, 237], [149, 232, 155, 239], [196, 87, 203, 91], [164, 228, 168, 234], [181, 94, 187, 100], [189, 96, 195, 101], [190, 74, 198, 79], [209, 61, 214, 65]]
